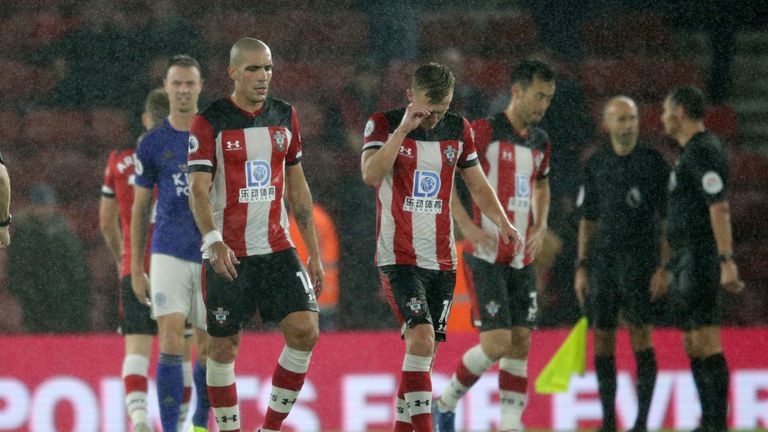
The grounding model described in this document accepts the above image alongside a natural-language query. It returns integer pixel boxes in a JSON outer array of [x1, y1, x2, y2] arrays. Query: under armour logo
[[407, 399, 430, 408], [226, 140, 241, 151], [281, 397, 297, 406], [501, 150, 514, 161], [218, 414, 238, 423]]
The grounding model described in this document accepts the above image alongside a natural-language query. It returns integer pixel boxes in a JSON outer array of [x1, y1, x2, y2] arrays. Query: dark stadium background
[[0, 0, 765, 333]]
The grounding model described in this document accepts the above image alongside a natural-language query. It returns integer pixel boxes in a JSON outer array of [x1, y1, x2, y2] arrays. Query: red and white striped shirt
[[363, 108, 479, 271], [467, 112, 551, 268], [188, 96, 301, 257]]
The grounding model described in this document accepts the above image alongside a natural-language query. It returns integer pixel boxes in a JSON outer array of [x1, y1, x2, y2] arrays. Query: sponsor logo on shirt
[[240, 160, 276, 203], [507, 174, 531, 212], [404, 170, 443, 214]]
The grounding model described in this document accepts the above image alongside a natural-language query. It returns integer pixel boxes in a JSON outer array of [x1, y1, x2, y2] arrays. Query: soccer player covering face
[[659, 85, 744, 432], [131, 56, 211, 431], [188, 38, 324, 432], [574, 96, 670, 432], [432, 60, 555, 432], [100, 88, 167, 432], [361, 63, 522, 432]]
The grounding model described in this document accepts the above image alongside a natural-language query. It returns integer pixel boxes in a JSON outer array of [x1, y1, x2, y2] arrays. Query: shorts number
[[437, 299, 453, 332], [527, 291, 538, 322], [296, 271, 316, 302]]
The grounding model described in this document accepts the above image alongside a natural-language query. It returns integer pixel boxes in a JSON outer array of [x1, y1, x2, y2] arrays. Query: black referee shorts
[[119, 275, 158, 336], [587, 249, 659, 330], [667, 245, 722, 330]]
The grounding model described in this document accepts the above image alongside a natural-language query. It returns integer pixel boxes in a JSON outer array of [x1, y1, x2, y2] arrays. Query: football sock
[[499, 358, 527, 431], [157, 353, 184, 431], [690, 357, 713, 428], [207, 358, 240, 431], [262, 346, 312, 431], [122, 354, 150, 426], [702, 353, 730, 431], [394, 380, 414, 432], [440, 345, 494, 411], [401, 353, 433, 432], [192, 359, 211, 427], [634, 349, 657, 430], [595, 354, 617, 430], [178, 360, 192, 430]]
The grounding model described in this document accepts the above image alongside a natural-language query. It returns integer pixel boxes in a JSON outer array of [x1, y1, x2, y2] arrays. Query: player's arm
[[709, 201, 744, 293], [189, 171, 240, 281], [527, 177, 551, 259], [361, 105, 431, 185], [285, 163, 324, 294], [459, 164, 521, 252], [0, 160, 10, 247], [650, 220, 671, 301], [99, 195, 122, 273], [451, 186, 493, 253], [130, 185, 153, 305], [575, 218, 596, 307]]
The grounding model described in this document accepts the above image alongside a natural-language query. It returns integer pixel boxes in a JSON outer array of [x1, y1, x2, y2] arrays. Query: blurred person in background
[[574, 96, 669, 432], [7, 183, 91, 333], [433, 60, 555, 432], [99, 88, 168, 432], [361, 62, 521, 432], [659, 85, 744, 432], [131, 56, 210, 431], [0, 151, 10, 247]]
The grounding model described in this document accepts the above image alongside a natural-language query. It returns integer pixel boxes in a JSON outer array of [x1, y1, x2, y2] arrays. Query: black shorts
[[587, 250, 659, 330], [464, 253, 537, 331], [119, 275, 157, 336], [379, 265, 456, 342], [204, 248, 319, 337], [667, 246, 722, 330]]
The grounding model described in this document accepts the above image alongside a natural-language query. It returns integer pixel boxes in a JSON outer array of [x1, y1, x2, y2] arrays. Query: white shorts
[[150, 254, 206, 330]]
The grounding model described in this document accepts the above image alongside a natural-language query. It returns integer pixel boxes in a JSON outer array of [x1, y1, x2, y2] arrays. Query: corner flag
[[535, 316, 588, 394]]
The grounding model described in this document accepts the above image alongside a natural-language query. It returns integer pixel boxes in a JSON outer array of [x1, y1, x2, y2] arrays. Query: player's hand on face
[[397, 103, 432, 134], [649, 266, 669, 301], [209, 241, 240, 281], [131, 272, 152, 306], [306, 255, 324, 297], [0, 227, 9, 247], [720, 260, 745, 294], [461, 223, 495, 254], [574, 267, 589, 308], [526, 225, 546, 260], [497, 219, 522, 256]]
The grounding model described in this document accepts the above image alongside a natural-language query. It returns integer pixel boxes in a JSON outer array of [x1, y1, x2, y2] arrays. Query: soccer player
[[188, 38, 324, 432], [131, 55, 210, 432], [660, 85, 744, 432], [574, 96, 669, 432], [0, 150, 10, 247], [100, 88, 168, 431], [433, 60, 556, 432], [361, 62, 521, 432]]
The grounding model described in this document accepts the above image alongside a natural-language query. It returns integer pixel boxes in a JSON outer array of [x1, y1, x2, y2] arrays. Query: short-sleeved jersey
[[579, 145, 669, 252], [134, 119, 201, 263], [466, 112, 551, 268], [667, 130, 728, 249], [188, 96, 302, 257], [362, 108, 479, 271], [101, 148, 139, 276]]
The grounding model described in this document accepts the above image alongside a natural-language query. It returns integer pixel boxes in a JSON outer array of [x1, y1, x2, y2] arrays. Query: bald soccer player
[[188, 38, 323, 432], [574, 96, 670, 432]]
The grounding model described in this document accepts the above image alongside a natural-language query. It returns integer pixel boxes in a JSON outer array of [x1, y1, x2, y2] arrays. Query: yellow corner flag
[[535, 316, 588, 394]]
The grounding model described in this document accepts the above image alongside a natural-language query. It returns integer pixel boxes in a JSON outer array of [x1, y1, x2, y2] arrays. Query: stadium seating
[[580, 12, 672, 56], [0, 111, 22, 144], [90, 108, 131, 147], [22, 109, 88, 148]]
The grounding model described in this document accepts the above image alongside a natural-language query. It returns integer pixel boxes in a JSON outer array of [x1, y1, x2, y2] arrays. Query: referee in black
[[575, 96, 669, 432], [660, 85, 744, 432]]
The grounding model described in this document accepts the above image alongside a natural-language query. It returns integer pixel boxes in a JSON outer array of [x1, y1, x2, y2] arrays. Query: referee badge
[[702, 171, 724, 194], [188, 134, 200, 154]]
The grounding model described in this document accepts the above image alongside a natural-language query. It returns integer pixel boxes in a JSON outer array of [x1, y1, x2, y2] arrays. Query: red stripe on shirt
[[267, 127, 290, 252], [392, 143, 416, 265], [495, 142, 515, 264], [437, 140, 458, 270]]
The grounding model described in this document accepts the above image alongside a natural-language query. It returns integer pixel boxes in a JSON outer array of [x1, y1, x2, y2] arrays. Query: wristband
[[200, 230, 223, 251], [718, 252, 733, 263], [0, 214, 10, 227]]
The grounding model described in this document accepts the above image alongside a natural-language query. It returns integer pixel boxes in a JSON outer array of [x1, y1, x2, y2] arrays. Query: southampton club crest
[[443, 145, 457, 166], [273, 130, 287, 153], [213, 307, 230, 326], [405, 297, 427, 317]]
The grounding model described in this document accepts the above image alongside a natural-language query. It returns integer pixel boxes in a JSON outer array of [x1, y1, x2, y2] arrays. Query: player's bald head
[[603, 96, 637, 120], [230, 38, 270, 67]]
